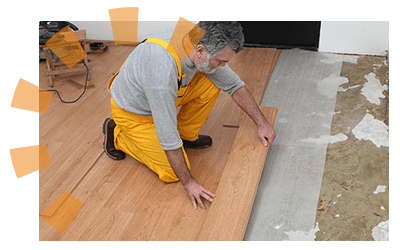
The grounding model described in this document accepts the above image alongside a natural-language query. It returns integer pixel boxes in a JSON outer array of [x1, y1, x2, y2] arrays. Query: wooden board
[[39, 46, 280, 240], [197, 106, 278, 240]]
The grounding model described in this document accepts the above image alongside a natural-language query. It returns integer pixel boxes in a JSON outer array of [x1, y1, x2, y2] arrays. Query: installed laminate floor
[[39, 45, 280, 240]]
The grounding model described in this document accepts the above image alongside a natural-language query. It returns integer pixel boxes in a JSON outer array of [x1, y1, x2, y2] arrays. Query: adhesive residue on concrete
[[361, 72, 388, 105], [372, 220, 389, 241], [373, 185, 387, 194], [284, 223, 320, 241], [320, 53, 359, 64], [338, 84, 360, 92], [278, 117, 289, 123], [317, 74, 349, 98], [352, 113, 389, 147], [300, 133, 348, 145]]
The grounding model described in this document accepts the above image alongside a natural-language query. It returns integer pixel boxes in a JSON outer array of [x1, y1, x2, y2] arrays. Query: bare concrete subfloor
[[315, 55, 389, 241]]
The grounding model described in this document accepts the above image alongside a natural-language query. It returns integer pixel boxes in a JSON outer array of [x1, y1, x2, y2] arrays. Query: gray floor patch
[[244, 49, 357, 240]]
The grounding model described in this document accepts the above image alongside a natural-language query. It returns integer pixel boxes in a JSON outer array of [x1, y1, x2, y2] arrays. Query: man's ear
[[196, 45, 206, 58]]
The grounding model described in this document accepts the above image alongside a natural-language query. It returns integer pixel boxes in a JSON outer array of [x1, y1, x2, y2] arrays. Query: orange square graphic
[[45, 26, 87, 69], [39, 88, 53, 114], [10, 145, 51, 178], [109, 7, 139, 45], [41, 191, 83, 234], [11, 79, 52, 114], [168, 17, 206, 60]]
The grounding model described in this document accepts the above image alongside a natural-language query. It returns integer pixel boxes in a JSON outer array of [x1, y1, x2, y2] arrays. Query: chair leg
[[83, 43, 91, 82], [43, 47, 55, 87]]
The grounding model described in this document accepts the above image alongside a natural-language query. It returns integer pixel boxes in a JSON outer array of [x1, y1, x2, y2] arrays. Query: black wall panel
[[238, 21, 321, 51]]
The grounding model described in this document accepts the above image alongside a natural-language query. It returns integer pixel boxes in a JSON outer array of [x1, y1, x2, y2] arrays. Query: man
[[103, 21, 275, 210]]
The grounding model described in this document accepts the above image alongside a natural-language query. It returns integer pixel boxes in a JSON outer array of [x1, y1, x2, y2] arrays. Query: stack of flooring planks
[[39, 45, 279, 241]]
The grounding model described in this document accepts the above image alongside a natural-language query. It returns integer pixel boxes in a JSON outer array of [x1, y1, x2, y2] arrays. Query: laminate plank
[[41, 155, 134, 240], [197, 106, 278, 241], [221, 48, 280, 127], [78, 207, 134, 241]]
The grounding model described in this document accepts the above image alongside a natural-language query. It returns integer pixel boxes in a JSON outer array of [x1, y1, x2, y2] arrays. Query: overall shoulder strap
[[145, 38, 187, 87], [108, 38, 187, 93]]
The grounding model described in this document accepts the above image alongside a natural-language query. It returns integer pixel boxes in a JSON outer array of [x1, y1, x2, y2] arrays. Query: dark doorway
[[238, 21, 321, 51]]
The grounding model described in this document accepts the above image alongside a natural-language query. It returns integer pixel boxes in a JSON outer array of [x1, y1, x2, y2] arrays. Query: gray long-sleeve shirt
[[110, 28, 245, 150]]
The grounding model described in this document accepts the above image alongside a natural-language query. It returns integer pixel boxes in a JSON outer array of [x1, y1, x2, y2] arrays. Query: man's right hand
[[183, 177, 216, 210], [165, 147, 216, 210]]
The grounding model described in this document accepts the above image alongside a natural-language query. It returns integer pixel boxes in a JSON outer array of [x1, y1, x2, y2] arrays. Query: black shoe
[[103, 118, 126, 160], [182, 135, 212, 149]]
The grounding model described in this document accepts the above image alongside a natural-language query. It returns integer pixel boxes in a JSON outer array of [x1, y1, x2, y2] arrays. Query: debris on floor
[[315, 55, 389, 241], [284, 223, 320, 241], [372, 220, 389, 241]]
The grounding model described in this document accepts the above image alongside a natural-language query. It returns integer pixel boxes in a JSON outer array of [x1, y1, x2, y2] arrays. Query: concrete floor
[[315, 54, 389, 241], [244, 49, 389, 241]]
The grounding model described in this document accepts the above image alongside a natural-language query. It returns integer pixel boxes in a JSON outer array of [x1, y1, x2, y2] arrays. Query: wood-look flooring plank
[[78, 207, 134, 241], [221, 48, 280, 127], [41, 155, 134, 240], [197, 106, 278, 241], [39, 46, 280, 240]]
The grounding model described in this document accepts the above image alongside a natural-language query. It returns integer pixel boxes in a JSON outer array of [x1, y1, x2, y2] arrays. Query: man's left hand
[[257, 122, 275, 146]]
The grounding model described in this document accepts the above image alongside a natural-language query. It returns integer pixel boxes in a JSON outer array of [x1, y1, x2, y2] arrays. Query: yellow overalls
[[107, 37, 220, 183]]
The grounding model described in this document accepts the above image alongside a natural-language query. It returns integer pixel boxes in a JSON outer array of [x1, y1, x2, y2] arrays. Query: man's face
[[196, 45, 235, 74]]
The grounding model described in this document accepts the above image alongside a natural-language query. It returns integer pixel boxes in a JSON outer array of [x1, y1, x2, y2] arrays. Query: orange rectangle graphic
[[11, 79, 53, 114], [168, 17, 205, 60], [41, 191, 83, 234], [10, 144, 51, 178], [109, 7, 139, 45], [45, 26, 87, 69]]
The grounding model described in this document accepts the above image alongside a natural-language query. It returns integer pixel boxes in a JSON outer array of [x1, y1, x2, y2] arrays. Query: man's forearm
[[232, 86, 276, 145], [165, 147, 216, 210], [232, 86, 268, 128], [164, 147, 192, 185]]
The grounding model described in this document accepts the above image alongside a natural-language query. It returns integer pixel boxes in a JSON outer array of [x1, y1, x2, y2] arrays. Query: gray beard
[[197, 55, 219, 74]]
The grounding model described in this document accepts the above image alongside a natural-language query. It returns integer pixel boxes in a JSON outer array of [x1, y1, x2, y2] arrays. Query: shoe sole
[[182, 135, 212, 149], [103, 118, 125, 160], [183, 144, 212, 149], [183, 140, 212, 149], [102, 118, 111, 135]]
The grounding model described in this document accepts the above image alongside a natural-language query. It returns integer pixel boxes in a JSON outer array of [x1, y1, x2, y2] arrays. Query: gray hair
[[189, 21, 245, 57]]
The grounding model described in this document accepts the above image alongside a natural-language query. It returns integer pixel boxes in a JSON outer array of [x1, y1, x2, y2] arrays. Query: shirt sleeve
[[206, 64, 246, 96], [139, 44, 183, 150]]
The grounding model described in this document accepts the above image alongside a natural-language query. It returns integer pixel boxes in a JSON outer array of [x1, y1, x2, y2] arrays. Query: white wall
[[319, 21, 389, 56], [71, 21, 113, 41], [72, 21, 389, 56], [72, 21, 178, 42]]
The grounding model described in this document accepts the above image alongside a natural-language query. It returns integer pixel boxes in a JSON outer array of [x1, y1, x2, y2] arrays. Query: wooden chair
[[40, 29, 91, 87]]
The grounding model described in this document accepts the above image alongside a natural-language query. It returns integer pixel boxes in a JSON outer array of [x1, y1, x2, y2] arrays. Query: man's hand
[[232, 86, 276, 146], [257, 122, 276, 146], [183, 177, 216, 210], [165, 147, 215, 210]]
